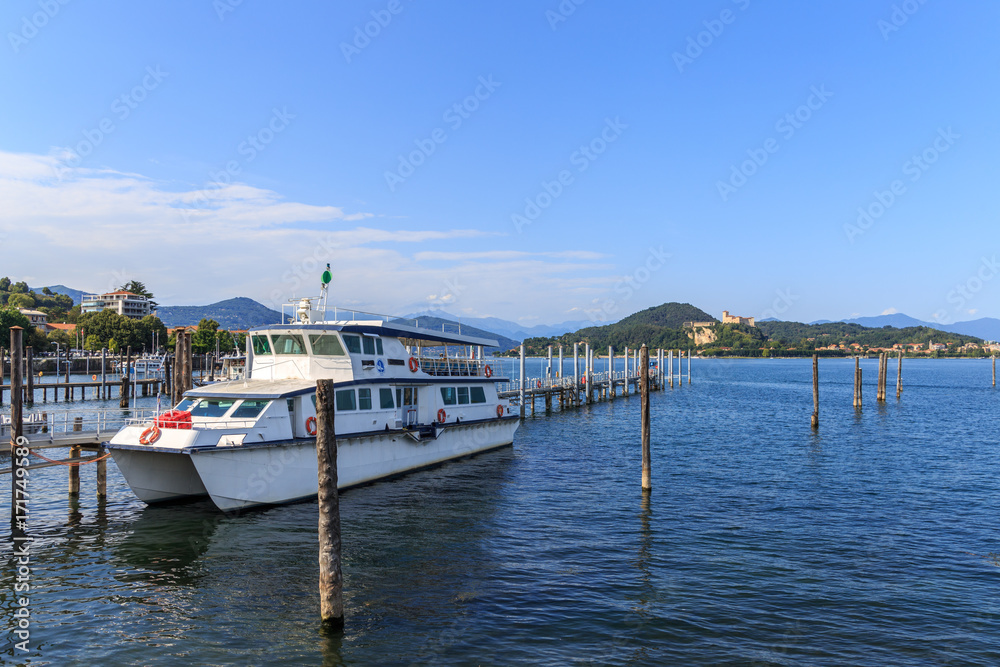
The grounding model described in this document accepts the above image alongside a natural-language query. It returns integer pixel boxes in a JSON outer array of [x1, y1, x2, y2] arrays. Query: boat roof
[[187, 378, 315, 399], [250, 320, 500, 348]]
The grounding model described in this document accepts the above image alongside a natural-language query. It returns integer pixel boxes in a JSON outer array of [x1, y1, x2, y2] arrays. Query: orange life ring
[[408, 357, 419, 372], [484, 365, 492, 378], [305, 416, 317, 436], [536, 380, 541, 388], [139, 426, 161, 445], [496, 404, 504, 418], [437, 408, 446, 423], [582, 376, 587, 384]]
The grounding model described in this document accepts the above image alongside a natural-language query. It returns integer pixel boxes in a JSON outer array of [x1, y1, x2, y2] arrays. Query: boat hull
[[116, 418, 520, 511], [111, 448, 209, 503]]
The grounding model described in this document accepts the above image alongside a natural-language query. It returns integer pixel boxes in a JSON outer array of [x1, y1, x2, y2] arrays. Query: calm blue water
[[3, 358, 1000, 665]]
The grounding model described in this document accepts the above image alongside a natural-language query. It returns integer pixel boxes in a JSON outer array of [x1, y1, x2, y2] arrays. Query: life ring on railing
[[408, 357, 419, 372], [139, 426, 161, 445], [496, 404, 504, 418], [484, 365, 492, 378], [437, 408, 447, 423], [582, 376, 587, 384], [536, 380, 541, 388], [305, 416, 317, 436]]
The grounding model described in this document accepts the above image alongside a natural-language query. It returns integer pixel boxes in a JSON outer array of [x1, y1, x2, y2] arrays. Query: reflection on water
[[2, 359, 1000, 664]]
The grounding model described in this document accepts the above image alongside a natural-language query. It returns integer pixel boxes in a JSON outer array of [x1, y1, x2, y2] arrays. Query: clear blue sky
[[1, 1, 997, 326]]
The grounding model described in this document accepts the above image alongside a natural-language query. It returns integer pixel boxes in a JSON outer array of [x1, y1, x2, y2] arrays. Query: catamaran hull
[[116, 418, 519, 511], [111, 448, 209, 503]]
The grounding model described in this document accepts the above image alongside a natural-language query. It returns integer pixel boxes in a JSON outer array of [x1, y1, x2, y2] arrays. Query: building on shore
[[722, 311, 755, 327], [17, 308, 49, 327], [81, 291, 152, 319], [684, 310, 756, 346]]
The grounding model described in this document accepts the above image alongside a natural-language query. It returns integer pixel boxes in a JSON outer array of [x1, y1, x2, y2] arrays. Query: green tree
[[48, 329, 73, 351], [85, 334, 102, 351], [7, 293, 35, 309], [9, 281, 28, 294], [41, 287, 53, 296], [192, 318, 220, 354], [0, 306, 31, 349], [78, 309, 142, 352], [0, 277, 10, 291], [136, 315, 168, 353]]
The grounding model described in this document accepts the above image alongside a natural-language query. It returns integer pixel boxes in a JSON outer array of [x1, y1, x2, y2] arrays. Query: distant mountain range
[[34, 285, 87, 305], [809, 313, 1000, 343], [155, 297, 283, 330]]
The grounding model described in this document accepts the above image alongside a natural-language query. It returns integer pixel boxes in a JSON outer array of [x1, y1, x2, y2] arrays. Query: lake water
[[3, 358, 1000, 665]]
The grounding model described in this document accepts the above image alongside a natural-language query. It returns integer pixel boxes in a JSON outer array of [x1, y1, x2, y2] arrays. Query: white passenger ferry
[[107, 299, 519, 511]]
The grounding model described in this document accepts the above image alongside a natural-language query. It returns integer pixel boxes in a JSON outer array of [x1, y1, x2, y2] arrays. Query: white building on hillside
[[81, 291, 152, 319]]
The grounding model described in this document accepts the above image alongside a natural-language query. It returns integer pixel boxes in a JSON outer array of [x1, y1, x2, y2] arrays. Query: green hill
[[156, 297, 282, 330], [512, 302, 712, 355]]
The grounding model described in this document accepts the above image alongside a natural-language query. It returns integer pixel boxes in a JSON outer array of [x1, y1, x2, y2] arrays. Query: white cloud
[[881, 307, 898, 315], [0, 150, 637, 322]]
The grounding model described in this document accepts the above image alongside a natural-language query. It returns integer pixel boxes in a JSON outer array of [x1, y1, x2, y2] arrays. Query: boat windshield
[[232, 399, 270, 419], [188, 398, 238, 418], [272, 334, 307, 355]]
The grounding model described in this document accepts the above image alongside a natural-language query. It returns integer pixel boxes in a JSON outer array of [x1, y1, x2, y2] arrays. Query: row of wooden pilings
[[515, 343, 693, 418], [0, 346, 163, 404], [813, 352, 998, 428]]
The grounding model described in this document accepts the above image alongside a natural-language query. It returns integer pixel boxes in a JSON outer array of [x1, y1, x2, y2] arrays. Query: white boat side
[[107, 301, 519, 511]]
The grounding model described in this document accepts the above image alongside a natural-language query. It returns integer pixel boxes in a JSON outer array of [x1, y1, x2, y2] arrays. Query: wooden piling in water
[[25, 346, 33, 405], [315, 379, 344, 629], [687, 349, 691, 385], [69, 417, 82, 496], [101, 348, 107, 399], [573, 343, 579, 407], [897, 350, 903, 398], [993, 355, 996, 388], [811, 353, 819, 429], [120, 348, 131, 409], [519, 344, 526, 419], [609, 346, 615, 397], [640, 345, 651, 491], [64, 353, 70, 401], [667, 350, 673, 388], [10, 328, 25, 536], [853, 357, 860, 409]]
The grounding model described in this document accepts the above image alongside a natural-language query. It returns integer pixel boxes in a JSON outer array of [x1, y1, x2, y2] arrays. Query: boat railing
[[0, 408, 161, 440], [123, 417, 260, 430], [416, 357, 503, 379]]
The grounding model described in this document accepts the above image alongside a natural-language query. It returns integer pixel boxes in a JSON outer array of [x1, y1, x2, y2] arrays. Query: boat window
[[470, 387, 487, 404], [376, 338, 383, 355], [358, 388, 372, 410], [251, 335, 271, 355], [272, 334, 307, 355], [335, 389, 356, 412], [342, 335, 362, 354], [440, 387, 457, 405], [362, 337, 376, 355], [175, 398, 195, 412], [380, 388, 394, 409], [232, 400, 269, 419], [457, 387, 470, 405], [189, 399, 237, 418], [309, 335, 346, 356]]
